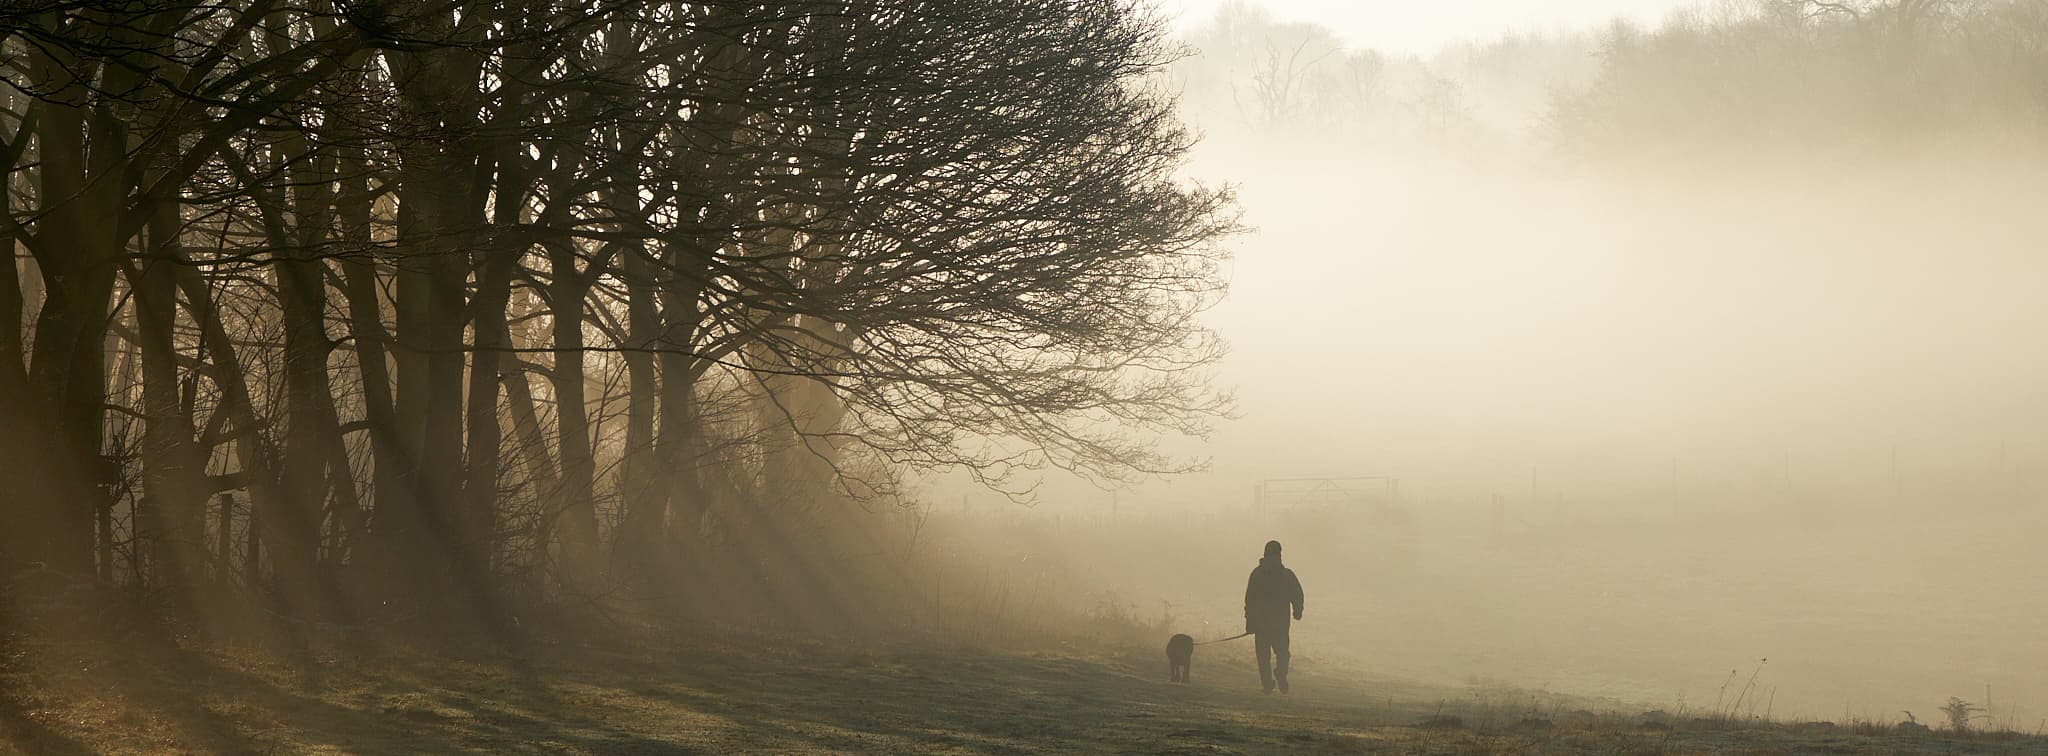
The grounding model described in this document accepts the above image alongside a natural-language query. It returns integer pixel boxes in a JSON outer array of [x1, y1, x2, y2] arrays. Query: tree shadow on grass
[[68, 632, 710, 755], [0, 687, 95, 756], [0, 617, 95, 756], [21, 627, 1627, 754]]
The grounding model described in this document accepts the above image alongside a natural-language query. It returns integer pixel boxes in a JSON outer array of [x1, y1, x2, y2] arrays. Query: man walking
[[1244, 540, 1305, 694]]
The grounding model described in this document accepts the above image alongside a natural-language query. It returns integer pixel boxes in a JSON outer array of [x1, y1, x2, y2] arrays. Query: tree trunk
[[335, 153, 404, 605], [462, 230, 518, 578], [20, 74, 118, 577], [546, 241, 601, 594], [384, 17, 487, 621], [271, 139, 338, 617], [133, 199, 209, 605], [617, 246, 662, 569], [499, 349, 558, 571], [0, 204, 30, 570]]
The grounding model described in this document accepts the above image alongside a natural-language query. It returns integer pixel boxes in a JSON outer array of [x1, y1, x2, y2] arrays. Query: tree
[[0, 0, 1235, 638]]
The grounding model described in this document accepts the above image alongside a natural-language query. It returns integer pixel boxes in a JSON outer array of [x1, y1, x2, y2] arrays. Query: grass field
[[5, 622, 2044, 755]]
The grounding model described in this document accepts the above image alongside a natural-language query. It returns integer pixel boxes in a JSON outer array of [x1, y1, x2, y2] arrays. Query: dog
[[1166, 633, 1194, 683]]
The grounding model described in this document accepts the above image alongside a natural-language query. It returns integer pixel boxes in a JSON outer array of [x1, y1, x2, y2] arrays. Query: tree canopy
[[0, 0, 1234, 636]]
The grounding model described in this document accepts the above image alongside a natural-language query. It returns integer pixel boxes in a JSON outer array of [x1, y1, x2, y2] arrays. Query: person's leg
[[1273, 629, 1292, 693], [1255, 633, 1275, 692]]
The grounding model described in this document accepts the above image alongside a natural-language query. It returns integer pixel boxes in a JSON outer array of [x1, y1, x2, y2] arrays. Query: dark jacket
[[1244, 556, 1304, 634]]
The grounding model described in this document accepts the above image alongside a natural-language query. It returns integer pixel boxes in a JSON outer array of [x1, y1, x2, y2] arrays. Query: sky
[[990, 0, 2048, 518], [1159, 0, 1698, 53]]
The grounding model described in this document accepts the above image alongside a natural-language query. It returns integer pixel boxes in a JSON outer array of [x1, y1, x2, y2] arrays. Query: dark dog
[[1166, 633, 1194, 683]]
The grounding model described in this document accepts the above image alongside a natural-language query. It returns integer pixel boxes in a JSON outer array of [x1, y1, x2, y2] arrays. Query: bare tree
[[0, 0, 1236, 637]]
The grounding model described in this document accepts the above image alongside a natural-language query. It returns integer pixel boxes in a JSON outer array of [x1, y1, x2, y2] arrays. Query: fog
[[1162, 0, 1690, 52], [8, 0, 2047, 751], [1197, 153, 2048, 503], [928, 0, 2048, 726]]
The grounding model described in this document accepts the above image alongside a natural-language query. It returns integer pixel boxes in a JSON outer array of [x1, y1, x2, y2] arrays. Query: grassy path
[[3, 630, 2040, 754]]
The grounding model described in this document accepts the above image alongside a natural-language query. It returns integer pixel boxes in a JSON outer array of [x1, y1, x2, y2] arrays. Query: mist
[[7, 0, 2046, 750], [930, 0, 2048, 726]]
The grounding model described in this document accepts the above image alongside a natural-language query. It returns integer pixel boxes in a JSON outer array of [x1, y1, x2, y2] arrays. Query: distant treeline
[[0, 1, 1232, 637], [1176, 0, 2048, 157]]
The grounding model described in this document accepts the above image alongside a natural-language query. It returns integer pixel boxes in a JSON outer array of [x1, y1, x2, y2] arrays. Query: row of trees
[[0, 1, 1232, 635], [1171, 0, 2048, 157], [1556, 0, 2048, 158], [1168, 1, 1601, 149]]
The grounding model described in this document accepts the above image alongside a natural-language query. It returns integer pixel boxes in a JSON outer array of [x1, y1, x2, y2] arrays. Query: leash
[[1194, 631, 1252, 645]]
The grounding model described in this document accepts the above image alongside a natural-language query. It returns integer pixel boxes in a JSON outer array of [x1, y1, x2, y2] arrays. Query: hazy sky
[[1161, 0, 1696, 53]]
